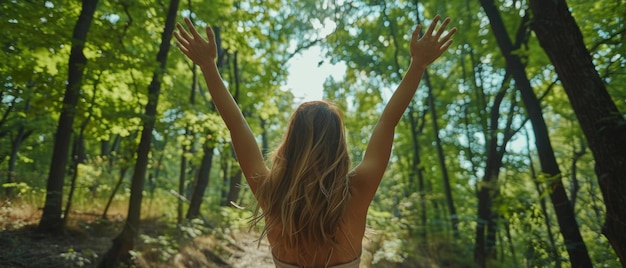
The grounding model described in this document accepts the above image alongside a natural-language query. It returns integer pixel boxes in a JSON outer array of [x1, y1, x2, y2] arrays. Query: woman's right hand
[[173, 17, 217, 69], [410, 15, 457, 68]]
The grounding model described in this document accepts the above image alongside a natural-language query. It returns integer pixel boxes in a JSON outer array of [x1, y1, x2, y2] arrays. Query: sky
[[281, 21, 346, 104]]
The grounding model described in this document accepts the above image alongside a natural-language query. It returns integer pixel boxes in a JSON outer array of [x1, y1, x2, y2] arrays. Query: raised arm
[[174, 18, 268, 193], [352, 15, 457, 201]]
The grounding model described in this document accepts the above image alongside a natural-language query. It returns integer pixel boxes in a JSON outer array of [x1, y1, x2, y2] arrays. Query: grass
[[0, 192, 270, 267]]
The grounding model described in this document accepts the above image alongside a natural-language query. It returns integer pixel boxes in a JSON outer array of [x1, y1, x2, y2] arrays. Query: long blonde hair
[[252, 100, 352, 251]]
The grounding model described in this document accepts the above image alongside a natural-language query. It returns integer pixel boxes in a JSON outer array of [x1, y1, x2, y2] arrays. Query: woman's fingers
[[183, 17, 202, 40], [205, 26, 214, 42], [412, 25, 421, 41], [424, 15, 440, 37], [439, 39, 454, 53], [439, 27, 457, 45], [175, 22, 193, 43], [434, 17, 451, 40]]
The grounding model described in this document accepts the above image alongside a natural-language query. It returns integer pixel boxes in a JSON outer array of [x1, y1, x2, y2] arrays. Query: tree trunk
[[99, 0, 179, 266], [475, 81, 515, 265], [225, 169, 242, 206], [186, 142, 215, 219], [177, 138, 189, 224], [423, 72, 459, 239], [102, 167, 128, 220], [412, 9, 459, 238], [38, 0, 98, 235], [6, 126, 31, 198], [63, 135, 84, 227], [479, 0, 593, 267], [219, 145, 231, 206], [407, 105, 427, 243], [528, 1, 626, 265], [570, 139, 586, 211], [526, 132, 562, 267], [64, 80, 97, 226]]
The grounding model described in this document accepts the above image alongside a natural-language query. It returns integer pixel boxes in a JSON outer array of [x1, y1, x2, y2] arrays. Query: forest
[[1, 0, 625, 267]]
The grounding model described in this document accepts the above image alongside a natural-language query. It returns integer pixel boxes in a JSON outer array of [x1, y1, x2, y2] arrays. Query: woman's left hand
[[173, 17, 217, 69]]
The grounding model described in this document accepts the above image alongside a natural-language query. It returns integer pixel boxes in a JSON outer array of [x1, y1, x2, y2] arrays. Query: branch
[[589, 26, 626, 53]]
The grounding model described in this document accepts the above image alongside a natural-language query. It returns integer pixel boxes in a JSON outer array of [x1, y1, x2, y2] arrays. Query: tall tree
[[528, 0, 626, 265], [99, 0, 180, 265], [38, 0, 99, 235], [413, 5, 460, 239], [474, 12, 529, 264], [478, 0, 593, 267]]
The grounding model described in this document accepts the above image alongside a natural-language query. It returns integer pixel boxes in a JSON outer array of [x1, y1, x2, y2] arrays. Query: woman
[[174, 15, 456, 268]]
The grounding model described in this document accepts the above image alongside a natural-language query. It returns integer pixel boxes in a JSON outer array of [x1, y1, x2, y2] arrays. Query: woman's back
[[266, 174, 369, 267]]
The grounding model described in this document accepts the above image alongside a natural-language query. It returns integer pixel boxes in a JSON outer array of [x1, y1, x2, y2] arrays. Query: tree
[[99, 0, 180, 265], [38, 0, 99, 235], [528, 0, 626, 265], [478, 0, 592, 266]]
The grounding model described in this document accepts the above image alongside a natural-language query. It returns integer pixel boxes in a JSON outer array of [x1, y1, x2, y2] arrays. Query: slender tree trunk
[[177, 138, 189, 223], [389, 2, 429, 243], [479, 1, 593, 267], [178, 56, 198, 222], [424, 72, 459, 239], [528, 2, 626, 265], [64, 79, 97, 226], [504, 221, 520, 268], [63, 135, 84, 227], [570, 139, 586, 211], [225, 169, 242, 206], [186, 25, 222, 219], [99, 0, 179, 266], [219, 145, 231, 206], [407, 105, 427, 243], [186, 142, 215, 219], [475, 136, 506, 266], [6, 126, 31, 198], [527, 132, 561, 268], [411, 1, 459, 240], [102, 167, 128, 220], [38, 0, 98, 235]]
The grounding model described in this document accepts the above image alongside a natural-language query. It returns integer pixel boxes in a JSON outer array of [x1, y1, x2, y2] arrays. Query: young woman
[[174, 15, 456, 268]]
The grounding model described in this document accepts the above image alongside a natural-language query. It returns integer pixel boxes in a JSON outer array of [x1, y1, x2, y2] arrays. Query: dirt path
[[225, 231, 274, 268]]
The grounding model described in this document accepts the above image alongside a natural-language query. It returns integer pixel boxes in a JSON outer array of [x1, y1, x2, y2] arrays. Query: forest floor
[[0, 200, 277, 267], [0, 200, 472, 267]]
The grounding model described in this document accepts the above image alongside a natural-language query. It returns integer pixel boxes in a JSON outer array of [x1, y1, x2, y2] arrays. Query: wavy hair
[[252, 100, 352, 252]]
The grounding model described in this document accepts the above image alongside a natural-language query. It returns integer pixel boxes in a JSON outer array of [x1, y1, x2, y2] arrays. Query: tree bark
[[99, 0, 179, 266], [38, 0, 98, 235], [186, 142, 215, 219], [407, 105, 427, 243], [6, 126, 31, 198], [102, 167, 128, 220], [424, 72, 460, 239], [224, 169, 242, 206], [528, 1, 626, 265], [475, 83, 509, 266], [177, 137, 189, 223], [479, 0, 593, 267], [64, 79, 97, 226]]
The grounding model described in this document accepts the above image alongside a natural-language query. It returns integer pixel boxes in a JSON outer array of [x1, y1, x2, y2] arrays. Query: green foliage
[[140, 234, 179, 262], [59, 248, 98, 268], [1, 0, 624, 266], [2, 182, 31, 196]]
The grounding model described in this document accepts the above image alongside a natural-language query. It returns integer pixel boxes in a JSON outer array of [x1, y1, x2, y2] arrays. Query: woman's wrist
[[408, 60, 428, 73], [198, 61, 217, 71]]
